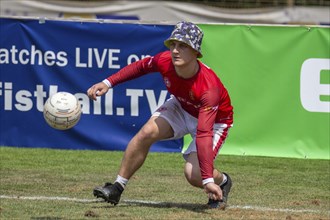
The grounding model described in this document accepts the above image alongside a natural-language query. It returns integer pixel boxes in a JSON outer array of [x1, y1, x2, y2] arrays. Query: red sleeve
[[196, 87, 220, 181], [107, 55, 159, 87]]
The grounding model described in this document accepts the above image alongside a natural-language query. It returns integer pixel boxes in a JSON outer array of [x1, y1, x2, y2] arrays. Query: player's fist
[[204, 182, 223, 201], [87, 82, 109, 101]]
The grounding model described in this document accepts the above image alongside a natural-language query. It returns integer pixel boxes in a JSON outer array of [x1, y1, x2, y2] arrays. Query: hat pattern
[[164, 21, 204, 58]]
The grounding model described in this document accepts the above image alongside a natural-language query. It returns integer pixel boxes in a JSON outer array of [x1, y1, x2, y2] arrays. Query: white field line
[[0, 195, 328, 214]]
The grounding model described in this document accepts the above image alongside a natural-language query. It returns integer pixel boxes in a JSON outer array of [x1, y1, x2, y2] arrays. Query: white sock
[[220, 173, 227, 186], [115, 175, 128, 188]]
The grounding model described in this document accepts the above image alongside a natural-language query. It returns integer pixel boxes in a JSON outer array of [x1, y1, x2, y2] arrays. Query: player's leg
[[93, 116, 174, 205], [93, 96, 187, 205], [118, 116, 174, 180]]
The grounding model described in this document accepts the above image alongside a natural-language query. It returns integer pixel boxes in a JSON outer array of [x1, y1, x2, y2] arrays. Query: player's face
[[169, 40, 198, 67]]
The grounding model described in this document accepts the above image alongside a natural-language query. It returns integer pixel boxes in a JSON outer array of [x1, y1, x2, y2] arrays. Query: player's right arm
[[87, 81, 110, 101], [87, 53, 162, 100]]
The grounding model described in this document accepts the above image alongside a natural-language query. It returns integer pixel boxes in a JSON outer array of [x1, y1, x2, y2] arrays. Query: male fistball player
[[87, 21, 233, 209]]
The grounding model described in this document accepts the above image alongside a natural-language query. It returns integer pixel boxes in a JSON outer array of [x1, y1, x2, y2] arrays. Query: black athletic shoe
[[93, 182, 124, 205], [207, 173, 232, 209]]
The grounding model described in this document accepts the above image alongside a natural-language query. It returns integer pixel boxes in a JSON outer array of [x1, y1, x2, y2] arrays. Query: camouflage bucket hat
[[164, 21, 204, 58]]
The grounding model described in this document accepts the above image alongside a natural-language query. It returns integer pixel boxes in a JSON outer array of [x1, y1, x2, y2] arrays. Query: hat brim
[[164, 38, 203, 58]]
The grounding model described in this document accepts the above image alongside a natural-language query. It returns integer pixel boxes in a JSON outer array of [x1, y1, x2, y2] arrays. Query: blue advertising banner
[[0, 17, 182, 152]]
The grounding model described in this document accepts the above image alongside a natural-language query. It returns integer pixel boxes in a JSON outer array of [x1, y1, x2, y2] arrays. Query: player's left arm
[[196, 87, 222, 199], [196, 87, 220, 184]]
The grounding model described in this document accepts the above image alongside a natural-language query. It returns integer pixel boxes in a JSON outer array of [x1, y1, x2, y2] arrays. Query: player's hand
[[204, 182, 223, 201], [87, 82, 109, 101]]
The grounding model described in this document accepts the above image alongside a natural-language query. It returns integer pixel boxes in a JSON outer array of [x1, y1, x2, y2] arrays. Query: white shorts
[[152, 95, 232, 160]]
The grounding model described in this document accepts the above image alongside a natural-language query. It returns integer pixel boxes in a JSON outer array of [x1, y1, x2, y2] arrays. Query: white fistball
[[43, 92, 81, 130]]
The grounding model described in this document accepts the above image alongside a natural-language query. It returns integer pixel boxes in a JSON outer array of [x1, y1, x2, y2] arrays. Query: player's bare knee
[[137, 123, 159, 141]]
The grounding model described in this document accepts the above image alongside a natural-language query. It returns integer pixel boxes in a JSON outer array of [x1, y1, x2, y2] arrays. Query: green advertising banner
[[184, 24, 329, 159]]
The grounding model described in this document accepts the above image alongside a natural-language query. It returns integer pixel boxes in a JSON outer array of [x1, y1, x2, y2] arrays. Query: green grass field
[[0, 146, 329, 219]]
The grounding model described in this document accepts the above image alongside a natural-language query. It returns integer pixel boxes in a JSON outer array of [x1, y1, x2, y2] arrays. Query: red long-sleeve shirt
[[107, 51, 233, 181]]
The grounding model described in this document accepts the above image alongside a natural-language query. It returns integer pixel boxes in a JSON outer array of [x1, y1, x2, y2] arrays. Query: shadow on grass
[[91, 199, 209, 213]]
